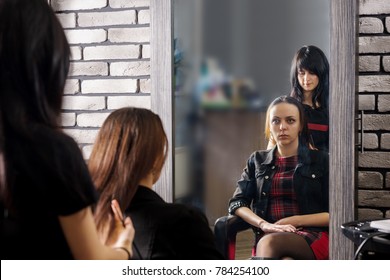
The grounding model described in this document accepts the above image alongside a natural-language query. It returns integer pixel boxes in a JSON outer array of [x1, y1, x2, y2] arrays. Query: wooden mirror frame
[[150, 0, 358, 260]]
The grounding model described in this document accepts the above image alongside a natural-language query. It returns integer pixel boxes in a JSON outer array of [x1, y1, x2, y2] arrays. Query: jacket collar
[[261, 146, 277, 165], [261, 143, 316, 166]]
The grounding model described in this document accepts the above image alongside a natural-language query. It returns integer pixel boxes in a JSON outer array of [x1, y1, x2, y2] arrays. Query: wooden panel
[[329, 0, 358, 260], [150, 0, 174, 202]]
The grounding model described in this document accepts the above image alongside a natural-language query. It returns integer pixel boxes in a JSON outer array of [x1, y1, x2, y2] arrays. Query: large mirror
[[172, 0, 330, 225], [151, 0, 358, 260]]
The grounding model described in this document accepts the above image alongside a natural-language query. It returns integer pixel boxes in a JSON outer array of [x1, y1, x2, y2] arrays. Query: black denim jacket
[[229, 145, 329, 228]]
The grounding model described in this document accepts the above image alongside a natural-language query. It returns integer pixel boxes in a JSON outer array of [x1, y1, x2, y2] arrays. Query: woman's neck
[[276, 141, 299, 158], [139, 173, 153, 189], [303, 91, 313, 106]]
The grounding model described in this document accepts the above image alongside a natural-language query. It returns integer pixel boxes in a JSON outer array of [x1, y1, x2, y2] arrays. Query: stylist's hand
[[110, 199, 135, 258], [259, 221, 296, 233]]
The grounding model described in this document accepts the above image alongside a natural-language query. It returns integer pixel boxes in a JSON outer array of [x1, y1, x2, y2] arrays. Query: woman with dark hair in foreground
[[0, 0, 134, 259]]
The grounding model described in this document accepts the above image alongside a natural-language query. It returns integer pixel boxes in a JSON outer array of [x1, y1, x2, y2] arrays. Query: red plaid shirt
[[266, 155, 321, 245], [267, 155, 299, 222]]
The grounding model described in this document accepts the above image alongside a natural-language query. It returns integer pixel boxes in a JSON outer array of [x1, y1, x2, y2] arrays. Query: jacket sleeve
[[228, 153, 257, 215]]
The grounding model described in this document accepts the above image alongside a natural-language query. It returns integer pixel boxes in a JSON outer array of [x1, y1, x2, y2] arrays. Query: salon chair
[[214, 215, 262, 260]]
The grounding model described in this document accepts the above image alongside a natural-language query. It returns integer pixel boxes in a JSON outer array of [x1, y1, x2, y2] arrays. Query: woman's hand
[[259, 221, 297, 233], [275, 213, 329, 228], [275, 215, 302, 228], [110, 199, 135, 258]]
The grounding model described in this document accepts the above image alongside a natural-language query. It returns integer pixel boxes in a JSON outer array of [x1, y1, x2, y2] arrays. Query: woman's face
[[270, 103, 301, 148], [297, 68, 319, 94]]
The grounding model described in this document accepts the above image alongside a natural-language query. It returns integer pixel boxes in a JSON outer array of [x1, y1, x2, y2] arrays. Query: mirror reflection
[[173, 0, 330, 224]]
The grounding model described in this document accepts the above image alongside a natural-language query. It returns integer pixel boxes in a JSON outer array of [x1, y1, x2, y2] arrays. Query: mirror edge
[[151, 0, 359, 259], [329, 0, 358, 260], [150, 0, 174, 202]]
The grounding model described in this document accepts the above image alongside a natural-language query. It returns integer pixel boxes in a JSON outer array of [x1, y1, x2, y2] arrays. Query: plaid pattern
[[266, 155, 322, 246], [266, 155, 300, 223]]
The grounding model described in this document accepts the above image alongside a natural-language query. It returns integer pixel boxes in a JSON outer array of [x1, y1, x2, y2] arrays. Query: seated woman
[[229, 96, 329, 260], [88, 107, 224, 260]]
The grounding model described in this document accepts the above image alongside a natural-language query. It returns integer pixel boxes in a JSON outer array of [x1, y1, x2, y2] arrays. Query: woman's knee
[[256, 233, 285, 254]]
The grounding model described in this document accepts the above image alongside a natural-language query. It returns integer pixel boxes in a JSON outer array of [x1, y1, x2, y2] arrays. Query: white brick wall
[[83, 45, 140, 60], [78, 11, 137, 27], [62, 96, 105, 110], [77, 113, 111, 127], [140, 79, 151, 93], [110, 61, 150, 76], [52, 0, 107, 11], [107, 96, 151, 109], [70, 62, 108, 76], [64, 29, 107, 44], [81, 79, 138, 94], [110, 0, 150, 8], [142, 44, 150, 58], [64, 79, 80, 94], [70, 46, 82, 60], [61, 113, 76, 127], [138, 10, 150, 24], [63, 129, 99, 144], [56, 13, 76, 28], [51, 0, 151, 156], [108, 27, 150, 43], [82, 145, 94, 159], [359, 17, 383, 34]]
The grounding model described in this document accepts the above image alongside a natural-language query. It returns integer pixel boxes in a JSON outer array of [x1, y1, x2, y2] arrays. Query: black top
[[126, 186, 224, 260], [303, 104, 329, 152], [1, 125, 98, 259]]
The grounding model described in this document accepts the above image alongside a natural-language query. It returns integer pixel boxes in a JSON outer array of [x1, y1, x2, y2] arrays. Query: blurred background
[[173, 0, 330, 224]]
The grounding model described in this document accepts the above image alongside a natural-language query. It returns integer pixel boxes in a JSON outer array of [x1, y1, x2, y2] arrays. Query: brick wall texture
[[358, 0, 390, 220], [52, 0, 151, 159]]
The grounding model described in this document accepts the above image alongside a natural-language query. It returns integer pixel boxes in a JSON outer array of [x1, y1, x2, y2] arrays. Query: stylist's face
[[297, 68, 319, 95], [270, 103, 301, 148]]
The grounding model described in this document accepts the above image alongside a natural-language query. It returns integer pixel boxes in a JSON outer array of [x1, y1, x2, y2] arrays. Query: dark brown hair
[[89, 107, 168, 242]]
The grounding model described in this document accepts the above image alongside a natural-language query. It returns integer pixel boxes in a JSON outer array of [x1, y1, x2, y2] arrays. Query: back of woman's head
[[290, 45, 329, 109], [265, 95, 311, 148], [89, 107, 168, 238], [0, 0, 70, 131]]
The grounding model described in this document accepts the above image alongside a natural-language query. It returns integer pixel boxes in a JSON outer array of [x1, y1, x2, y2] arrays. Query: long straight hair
[[290, 45, 329, 110], [265, 95, 312, 149], [89, 108, 168, 242], [0, 0, 70, 130], [0, 0, 70, 206]]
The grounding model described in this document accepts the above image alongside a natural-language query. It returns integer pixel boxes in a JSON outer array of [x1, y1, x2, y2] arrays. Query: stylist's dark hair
[[290, 45, 329, 110], [265, 95, 312, 149], [0, 0, 70, 203], [0, 0, 70, 131]]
